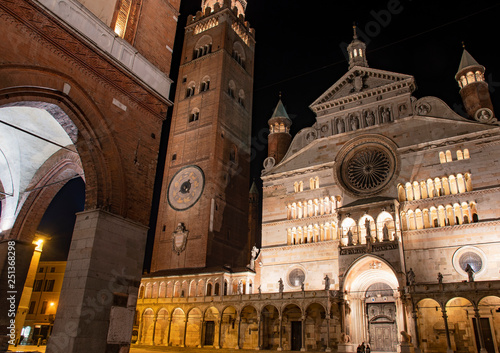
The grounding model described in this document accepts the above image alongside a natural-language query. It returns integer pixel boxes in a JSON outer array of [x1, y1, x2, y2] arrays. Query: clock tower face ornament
[[167, 165, 205, 211]]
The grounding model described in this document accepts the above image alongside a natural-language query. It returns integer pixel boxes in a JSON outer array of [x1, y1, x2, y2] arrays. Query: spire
[[249, 180, 258, 195], [347, 25, 368, 69], [271, 98, 291, 121], [457, 48, 483, 74]]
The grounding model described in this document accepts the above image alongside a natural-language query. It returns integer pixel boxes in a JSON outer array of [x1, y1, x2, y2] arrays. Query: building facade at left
[[0, 0, 181, 352]]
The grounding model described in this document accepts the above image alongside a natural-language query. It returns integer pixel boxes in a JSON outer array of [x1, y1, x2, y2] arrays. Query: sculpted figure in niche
[[437, 272, 443, 284], [365, 218, 372, 242], [351, 116, 359, 131], [381, 107, 391, 123], [347, 229, 354, 246], [365, 110, 375, 126], [337, 118, 345, 133], [382, 223, 390, 241]]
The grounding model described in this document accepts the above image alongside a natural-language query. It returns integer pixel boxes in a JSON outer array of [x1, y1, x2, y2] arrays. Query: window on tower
[[228, 80, 236, 98], [111, 0, 140, 42], [193, 35, 213, 60], [200, 77, 211, 92], [186, 82, 196, 98], [232, 42, 246, 69], [238, 90, 245, 107], [189, 108, 200, 122]]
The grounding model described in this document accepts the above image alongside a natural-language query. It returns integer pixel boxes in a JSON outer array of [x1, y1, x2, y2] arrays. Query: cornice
[[402, 219, 500, 236], [262, 162, 335, 182], [261, 240, 339, 252], [0, 0, 171, 120], [398, 130, 500, 155], [400, 186, 500, 207]]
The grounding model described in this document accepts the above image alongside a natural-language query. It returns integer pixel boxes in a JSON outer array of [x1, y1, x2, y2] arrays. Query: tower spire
[[267, 97, 292, 165], [455, 47, 496, 123], [347, 25, 368, 69]]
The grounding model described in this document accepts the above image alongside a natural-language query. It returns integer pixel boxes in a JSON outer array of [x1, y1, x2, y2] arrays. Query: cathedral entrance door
[[291, 321, 302, 351], [367, 303, 397, 352], [204, 321, 215, 346]]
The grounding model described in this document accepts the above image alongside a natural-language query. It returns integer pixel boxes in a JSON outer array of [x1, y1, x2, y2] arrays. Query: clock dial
[[167, 165, 205, 211]]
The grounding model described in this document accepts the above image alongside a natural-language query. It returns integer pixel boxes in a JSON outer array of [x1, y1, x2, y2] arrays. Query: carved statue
[[278, 278, 284, 293], [347, 229, 354, 246], [249, 245, 258, 270], [237, 280, 243, 294], [437, 272, 443, 284], [382, 223, 390, 241], [258, 285, 261, 294], [324, 274, 330, 290], [366, 110, 375, 126], [337, 119, 345, 133], [365, 218, 372, 242], [406, 268, 416, 286], [382, 107, 391, 123], [301, 282, 305, 292], [465, 264, 475, 282], [400, 331, 412, 343], [341, 332, 351, 343], [350, 116, 359, 131]]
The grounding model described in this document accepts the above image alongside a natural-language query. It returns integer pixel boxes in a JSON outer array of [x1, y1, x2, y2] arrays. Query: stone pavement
[[6, 345, 301, 353]]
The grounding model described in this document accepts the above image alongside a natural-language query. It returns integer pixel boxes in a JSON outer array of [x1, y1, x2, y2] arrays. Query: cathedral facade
[[136, 4, 500, 353]]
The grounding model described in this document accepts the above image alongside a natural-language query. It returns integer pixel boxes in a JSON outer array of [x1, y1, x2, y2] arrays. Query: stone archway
[[342, 255, 402, 351], [220, 306, 238, 348], [240, 305, 259, 349], [0, 7, 169, 349], [261, 305, 280, 350]]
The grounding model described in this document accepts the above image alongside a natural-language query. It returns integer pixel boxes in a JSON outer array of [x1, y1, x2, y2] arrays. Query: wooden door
[[204, 321, 215, 346], [291, 321, 302, 351]]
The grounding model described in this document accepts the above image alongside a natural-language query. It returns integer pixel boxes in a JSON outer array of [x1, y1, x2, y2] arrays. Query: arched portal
[[141, 308, 155, 344], [262, 305, 280, 350], [305, 303, 328, 351], [169, 308, 186, 346], [343, 256, 401, 351], [203, 307, 219, 347], [240, 305, 259, 349], [220, 306, 238, 348], [282, 304, 302, 351], [186, 308, 202, 347], [155, 308, 169, 345]]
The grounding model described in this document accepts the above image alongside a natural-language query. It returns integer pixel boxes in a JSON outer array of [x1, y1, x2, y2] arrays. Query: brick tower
[[151, 0, 255, 271], [455, 47, 496, 123], [267, 98, 292, 165]]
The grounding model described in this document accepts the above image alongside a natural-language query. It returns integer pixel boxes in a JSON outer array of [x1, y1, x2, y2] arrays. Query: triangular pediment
[[309, 66, 415, 112]]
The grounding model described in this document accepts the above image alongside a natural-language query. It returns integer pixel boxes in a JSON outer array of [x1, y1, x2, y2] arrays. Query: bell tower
[[151, 0, 255, 271], [455, 46, 496, 123], [267, 98, 292, 165]]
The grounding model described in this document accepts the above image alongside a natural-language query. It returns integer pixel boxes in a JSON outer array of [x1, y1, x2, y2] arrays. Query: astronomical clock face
[[167, 165, 205, 211]]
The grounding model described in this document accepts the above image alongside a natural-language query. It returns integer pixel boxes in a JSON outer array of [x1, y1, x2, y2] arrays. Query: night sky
[[38, 0, 500, 265]]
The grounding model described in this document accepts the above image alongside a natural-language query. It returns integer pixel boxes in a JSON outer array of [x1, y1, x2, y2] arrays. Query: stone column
[[166, 318, 172, 346], [199, 318, 205, 348], [473, 308, 487, 353], [137, 314, 144, 344], [0, 239, 35, 351], [235, 317, 241, 349], [300, 315, 306, 352], [152, 318, 157, 345], [411, 309, 421, 352], [325, 317, 331, 352], [257, 317, 262, 350], [216, 318, 222, 349], [277, 315, 283, 351], [441, 306, 454, 353], [46, 210, 148, 353], [182, 319, 187, 347]]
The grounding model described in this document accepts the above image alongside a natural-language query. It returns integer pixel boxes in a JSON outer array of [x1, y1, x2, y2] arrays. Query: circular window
[[288, 268, 305, 288], [458, 252, 482, 273], [452, 246, 486, 278], [346, 148, 390, 190], [335, 135, 399, 196]]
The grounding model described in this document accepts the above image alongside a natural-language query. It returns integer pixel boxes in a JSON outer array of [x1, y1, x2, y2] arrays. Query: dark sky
[[39, 0, 500, 264]]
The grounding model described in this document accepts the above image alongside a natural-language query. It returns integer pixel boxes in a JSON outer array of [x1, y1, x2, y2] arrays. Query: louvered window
[[114, 0, 132, 38]]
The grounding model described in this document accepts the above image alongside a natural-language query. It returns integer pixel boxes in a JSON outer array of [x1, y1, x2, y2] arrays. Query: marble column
[[277, 315, 283, 351], [441, 306, 454, 353], [473, 308, 488, 353]]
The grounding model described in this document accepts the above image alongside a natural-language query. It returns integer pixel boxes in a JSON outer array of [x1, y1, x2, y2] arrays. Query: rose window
[[346, 149, 390, 190]]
